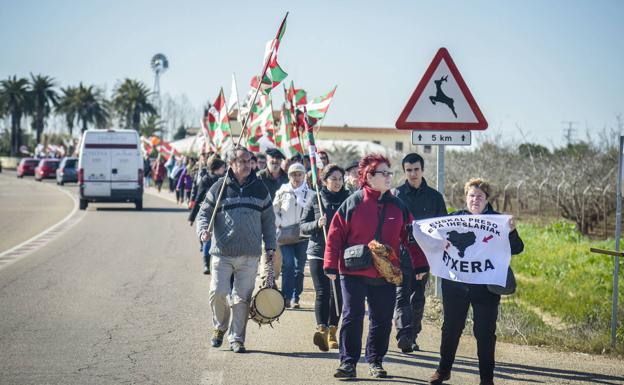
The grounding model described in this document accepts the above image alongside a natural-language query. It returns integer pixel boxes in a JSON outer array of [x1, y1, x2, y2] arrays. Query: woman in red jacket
[[324, 154, 426, 379]]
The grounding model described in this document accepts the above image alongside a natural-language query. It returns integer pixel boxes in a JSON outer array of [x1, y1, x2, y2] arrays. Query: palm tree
[[139, 114, 165, 138], [112, 79, 157, 131], [74, 83, 110, 133], [56, 86, 79, 136], [0, 76, 30, 156], [29, 74, 58, 143]]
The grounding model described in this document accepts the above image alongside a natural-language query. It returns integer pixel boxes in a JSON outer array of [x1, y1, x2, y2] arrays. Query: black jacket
[[392, 177, 447, 220], [188, 172, 220, 223], [257, 168, 289, 200], [190, 167, 209, 203], [300, 187, 350, 259]]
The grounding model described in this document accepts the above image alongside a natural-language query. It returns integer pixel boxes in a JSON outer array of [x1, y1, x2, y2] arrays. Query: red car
[[34, 159, 60, 181], [16, 158, 40, 178]]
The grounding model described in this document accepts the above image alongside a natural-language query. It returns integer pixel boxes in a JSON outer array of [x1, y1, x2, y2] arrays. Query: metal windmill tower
[[150, 53, 169, 115]]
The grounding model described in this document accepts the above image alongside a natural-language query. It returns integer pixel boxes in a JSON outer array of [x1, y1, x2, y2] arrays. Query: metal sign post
[[435, 144, 446, 297], [612, 135, 623, 348]]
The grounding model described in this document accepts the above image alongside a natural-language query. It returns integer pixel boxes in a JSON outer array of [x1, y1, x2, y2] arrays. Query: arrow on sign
[[482, 235, 494, 243]]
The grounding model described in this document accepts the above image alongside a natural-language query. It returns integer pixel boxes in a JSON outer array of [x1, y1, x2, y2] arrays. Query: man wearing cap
[[344, 160, 359, 192], [257, 148, 289, 283]]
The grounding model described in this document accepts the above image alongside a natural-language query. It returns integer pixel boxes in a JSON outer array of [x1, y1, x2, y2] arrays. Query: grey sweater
[[196, 170, 276, 257]]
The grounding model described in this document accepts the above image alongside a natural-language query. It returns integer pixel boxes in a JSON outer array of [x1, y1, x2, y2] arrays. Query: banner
[[412, 214, 512, 286]]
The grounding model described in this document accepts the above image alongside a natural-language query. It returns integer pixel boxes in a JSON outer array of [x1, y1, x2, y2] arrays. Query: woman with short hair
[[428, 178, 524, 385]]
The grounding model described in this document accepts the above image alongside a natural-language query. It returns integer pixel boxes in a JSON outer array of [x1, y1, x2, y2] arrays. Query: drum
[[249, 287, 285, 326]]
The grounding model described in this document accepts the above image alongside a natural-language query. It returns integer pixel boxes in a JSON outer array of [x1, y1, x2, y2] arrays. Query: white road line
[[0, 178, 85, 271]]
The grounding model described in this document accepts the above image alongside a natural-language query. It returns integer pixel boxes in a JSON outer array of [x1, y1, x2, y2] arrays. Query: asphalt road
[[0, 176, 622, 385]]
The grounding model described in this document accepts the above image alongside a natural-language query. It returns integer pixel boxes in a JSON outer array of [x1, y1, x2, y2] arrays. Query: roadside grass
[[425, 219, 624, 355]]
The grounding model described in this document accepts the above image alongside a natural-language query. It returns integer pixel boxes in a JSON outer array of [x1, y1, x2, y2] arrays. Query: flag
[[250, 14, 289, 95], [302, 108, 319, 187], [227, 73, 239, 116], [288, 80, 307, 106], [140, 136, 154, 155], [156, 140, 179, 160], [247, 94, 277, 152], [303, 86, 337, 127], [208, 88, 233, 153], [276, 104, 303, 158]]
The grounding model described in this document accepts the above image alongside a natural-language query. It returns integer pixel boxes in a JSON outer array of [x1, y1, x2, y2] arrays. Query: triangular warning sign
[[396, 48, 487, 131]]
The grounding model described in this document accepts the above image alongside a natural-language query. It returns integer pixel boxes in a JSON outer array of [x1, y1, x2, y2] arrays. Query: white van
[[78, 129, 144, 210]]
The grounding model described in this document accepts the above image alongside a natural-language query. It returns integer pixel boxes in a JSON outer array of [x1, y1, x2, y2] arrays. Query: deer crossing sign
[[396, 47, 488, 132]]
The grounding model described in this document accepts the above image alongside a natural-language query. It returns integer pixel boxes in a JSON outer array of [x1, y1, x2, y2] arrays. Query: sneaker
[[230, 341, 246, 353], [368, 362, 387, 378], [429, 370, 451, 385], [313, 325, 329, 352], [412, 341, 420, 351], [397, 336, 413, 353], [292, 299, 300, 309], [334, 362, 356, 378], [211, 329, 225, 348], [203, 266, 210, 275], [284, 299, 292, 309]]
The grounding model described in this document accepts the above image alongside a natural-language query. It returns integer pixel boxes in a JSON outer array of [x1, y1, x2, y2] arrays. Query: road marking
[[0, 179, 85, 271]]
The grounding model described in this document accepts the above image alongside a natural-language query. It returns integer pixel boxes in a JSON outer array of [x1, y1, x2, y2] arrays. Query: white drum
[[249, 287, 285, 326]]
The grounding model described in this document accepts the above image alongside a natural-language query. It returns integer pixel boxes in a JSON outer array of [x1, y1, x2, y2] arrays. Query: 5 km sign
[[412, 130, 471, 146]]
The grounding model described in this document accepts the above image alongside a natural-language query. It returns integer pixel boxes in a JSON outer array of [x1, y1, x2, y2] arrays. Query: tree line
[[0, 74, 159, 156]]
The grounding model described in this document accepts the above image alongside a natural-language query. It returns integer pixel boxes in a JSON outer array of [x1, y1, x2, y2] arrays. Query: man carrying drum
[[196, 145, 277, 353]]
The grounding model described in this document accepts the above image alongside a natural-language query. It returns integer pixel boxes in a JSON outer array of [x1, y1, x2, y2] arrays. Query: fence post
[[516, 180, 525, 217], [503, 182, 512, 212], [538, 177, 549, 214], [603, 184, 611, 239], [582, 186, 591, 234]]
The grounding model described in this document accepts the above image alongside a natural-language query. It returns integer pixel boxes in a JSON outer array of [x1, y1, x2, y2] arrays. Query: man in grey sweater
[[197, 145, 276, 353]]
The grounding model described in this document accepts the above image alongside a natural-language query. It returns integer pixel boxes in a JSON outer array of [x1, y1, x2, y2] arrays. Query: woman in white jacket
[[274, 162, 312, 308]]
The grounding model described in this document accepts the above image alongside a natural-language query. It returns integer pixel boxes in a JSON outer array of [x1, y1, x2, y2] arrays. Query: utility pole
[[561, 121, 579, 146]]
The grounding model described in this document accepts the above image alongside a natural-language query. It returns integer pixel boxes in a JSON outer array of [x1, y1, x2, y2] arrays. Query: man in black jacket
[[393, 153, 447, 353], [257, 148, 288, 199]]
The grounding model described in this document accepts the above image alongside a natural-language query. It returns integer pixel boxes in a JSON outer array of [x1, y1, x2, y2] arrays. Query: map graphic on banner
[[412, 214, 512, 286], [396, 47, 487, 131]]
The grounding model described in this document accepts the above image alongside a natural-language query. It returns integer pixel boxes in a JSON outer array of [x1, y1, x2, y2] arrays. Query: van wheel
[[79, 199, 88, 210], [135, 199, 143, 211]]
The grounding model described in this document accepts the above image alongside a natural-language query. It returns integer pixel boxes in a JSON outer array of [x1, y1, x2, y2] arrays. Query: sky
[[1, 0, 623, 148]]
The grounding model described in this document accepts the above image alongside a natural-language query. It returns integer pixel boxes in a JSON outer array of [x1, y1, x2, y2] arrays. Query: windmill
[[150, 53, 168, 115]]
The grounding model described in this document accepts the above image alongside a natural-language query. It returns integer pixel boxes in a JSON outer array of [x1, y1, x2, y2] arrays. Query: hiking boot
[[211, 329, 225, 348], [328, 325, 339, 349], [292, 299, 300, 309], [313, 325, 329, 352], [429, 370, 451, 385], [334, 362, 356, 378], [368, 362, 387, 378], [230, 341, 246, 353], [397, 336, 413, 353]]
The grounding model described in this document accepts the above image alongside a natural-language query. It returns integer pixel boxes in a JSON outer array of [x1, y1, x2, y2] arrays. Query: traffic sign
[[396, 48, 487, 131], [412, 130, 471, 146]]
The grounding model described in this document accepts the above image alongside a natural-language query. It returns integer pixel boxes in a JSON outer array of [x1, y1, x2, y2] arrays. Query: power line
[[561, 121, 579, 146]]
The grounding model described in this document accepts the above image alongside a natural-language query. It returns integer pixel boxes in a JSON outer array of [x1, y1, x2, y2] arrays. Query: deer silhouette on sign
[[429, 75, 457, 118]]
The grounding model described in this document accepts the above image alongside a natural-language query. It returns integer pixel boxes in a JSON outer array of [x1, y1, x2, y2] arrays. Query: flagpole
[[303, 107, 341, 318], [206, 12, 289, 235]]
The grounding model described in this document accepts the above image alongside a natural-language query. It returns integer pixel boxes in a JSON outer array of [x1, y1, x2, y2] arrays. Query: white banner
[[412, 215, 512, 286]]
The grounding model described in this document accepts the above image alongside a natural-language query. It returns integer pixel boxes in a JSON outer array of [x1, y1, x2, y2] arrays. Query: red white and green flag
[[301, 86, 337, 126], [249, 15, 289, 95], [247, 94, 277, 152], [207, 88, 233, 153], [276, 104, 303, 158]]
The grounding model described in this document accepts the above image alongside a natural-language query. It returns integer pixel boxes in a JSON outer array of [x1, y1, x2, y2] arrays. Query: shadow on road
[[384, 351, 624, 385], [95, 207, 188, 213]]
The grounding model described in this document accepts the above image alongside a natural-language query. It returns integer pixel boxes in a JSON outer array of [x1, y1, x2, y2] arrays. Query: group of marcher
[[177, 144, 523, 385]]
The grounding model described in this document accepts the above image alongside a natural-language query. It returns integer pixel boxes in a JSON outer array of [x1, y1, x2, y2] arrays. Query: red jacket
[[152, 162, 166, 181], [323, 186, 428, 279]]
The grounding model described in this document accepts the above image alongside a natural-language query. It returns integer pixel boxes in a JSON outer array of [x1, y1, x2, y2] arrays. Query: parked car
[[34, 159, 60, 181], [78, 129, 143, 210], [16, 158, 39, 178], [56, 157, 79, 185]]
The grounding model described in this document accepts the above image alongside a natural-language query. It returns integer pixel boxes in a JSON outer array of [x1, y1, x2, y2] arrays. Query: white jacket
[[273, 182, 312, 228]]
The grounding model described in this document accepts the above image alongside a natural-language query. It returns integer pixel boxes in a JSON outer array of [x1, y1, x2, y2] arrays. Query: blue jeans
[[202, 241, 211, 268], [280, 240, 308, 301]]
